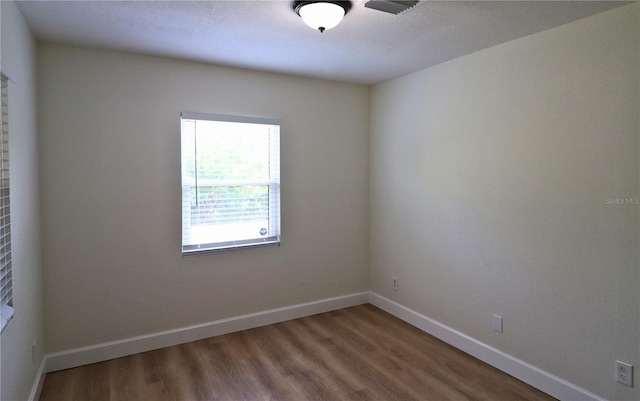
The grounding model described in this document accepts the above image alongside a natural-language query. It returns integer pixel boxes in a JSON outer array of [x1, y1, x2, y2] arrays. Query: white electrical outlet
[[392, 276, 398, 291], [616, 360, 633, 387], [32, 341, 37, 365], [492, 315, 503, 333]]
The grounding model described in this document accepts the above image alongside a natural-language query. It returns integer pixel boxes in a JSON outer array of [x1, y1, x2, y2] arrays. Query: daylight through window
[[181, 112, 281, 255]]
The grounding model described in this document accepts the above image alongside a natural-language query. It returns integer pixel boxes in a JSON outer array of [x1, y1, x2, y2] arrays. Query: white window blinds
[[181, 112, 281, 255], [0, 74, 12, 333]]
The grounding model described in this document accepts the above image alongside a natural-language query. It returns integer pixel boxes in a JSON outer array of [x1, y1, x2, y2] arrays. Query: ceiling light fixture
[[293, 1, 352, 33]]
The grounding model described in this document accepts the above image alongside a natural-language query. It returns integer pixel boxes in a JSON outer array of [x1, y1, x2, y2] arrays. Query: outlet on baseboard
[[616, 360, 633, 387], [392, 276, 398, 291]]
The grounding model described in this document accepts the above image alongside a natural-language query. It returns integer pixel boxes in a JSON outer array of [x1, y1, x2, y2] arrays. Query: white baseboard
[[44, 292, 369, 373], [28, 357, 47, 401], [368, 292, 605, 401], [37, 291, 604, 401]]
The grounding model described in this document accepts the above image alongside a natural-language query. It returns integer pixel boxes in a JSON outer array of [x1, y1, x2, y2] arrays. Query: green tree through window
[[181, 113, 280, 255]]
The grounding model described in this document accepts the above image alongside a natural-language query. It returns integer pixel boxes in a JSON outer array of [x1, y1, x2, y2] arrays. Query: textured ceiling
[[15, 0, 629, 84]]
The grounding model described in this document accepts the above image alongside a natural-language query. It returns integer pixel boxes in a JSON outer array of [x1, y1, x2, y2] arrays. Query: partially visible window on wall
[[0, 73, 12, 333], [180, 112, 281, 256]]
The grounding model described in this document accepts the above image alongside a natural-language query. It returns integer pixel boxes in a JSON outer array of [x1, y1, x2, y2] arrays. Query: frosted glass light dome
[[295, 1, 351, 33]]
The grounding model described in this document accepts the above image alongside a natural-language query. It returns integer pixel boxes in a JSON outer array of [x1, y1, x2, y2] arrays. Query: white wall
[[0, 1, 45, 400], [370, 4, 639, 401], [37, 44, 370, 353]]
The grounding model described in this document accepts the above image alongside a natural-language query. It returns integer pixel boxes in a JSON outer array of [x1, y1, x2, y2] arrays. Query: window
[[181, 112, 281, 255], [0, 73, 12, 333]]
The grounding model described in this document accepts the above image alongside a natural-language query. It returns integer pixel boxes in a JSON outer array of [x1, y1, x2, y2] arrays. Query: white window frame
[[0, 66, 14, 334], [180, 112, 281, 256]]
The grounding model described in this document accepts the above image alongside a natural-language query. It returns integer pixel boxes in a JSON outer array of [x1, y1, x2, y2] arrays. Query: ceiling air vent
[[364, 0, 419, 14]]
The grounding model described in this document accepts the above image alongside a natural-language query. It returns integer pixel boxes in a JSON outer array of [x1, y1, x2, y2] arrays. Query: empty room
[[1, 1, 638, 400]]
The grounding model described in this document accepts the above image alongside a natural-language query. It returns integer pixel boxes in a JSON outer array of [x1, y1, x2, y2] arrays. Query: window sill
[[183, 239, 280, 257]]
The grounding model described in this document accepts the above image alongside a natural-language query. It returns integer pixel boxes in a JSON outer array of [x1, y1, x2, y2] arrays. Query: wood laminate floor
[[39, 304, 556, 401]]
